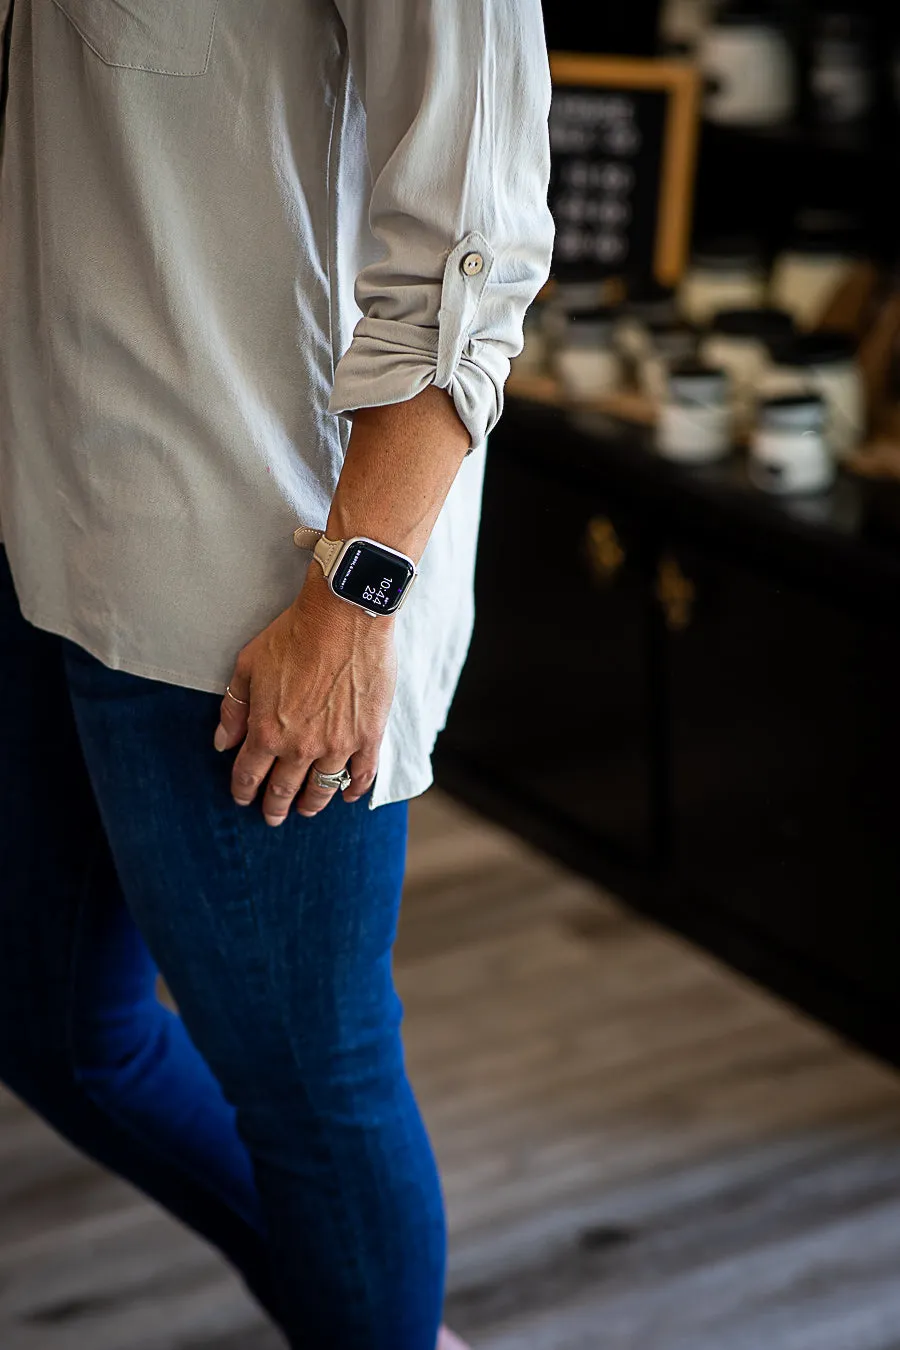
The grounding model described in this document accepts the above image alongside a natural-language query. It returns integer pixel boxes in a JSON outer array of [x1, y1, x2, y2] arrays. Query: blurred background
[[432, 0, 900, 1344], [439, 0, 900, 1076], [7, 3, 900, 1348]]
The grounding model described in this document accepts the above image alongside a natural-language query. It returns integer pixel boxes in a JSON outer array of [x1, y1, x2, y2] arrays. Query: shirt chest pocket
[[51, 0, 219, 75]]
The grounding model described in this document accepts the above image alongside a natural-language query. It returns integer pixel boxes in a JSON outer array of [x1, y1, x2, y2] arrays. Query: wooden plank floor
[[3, 788, 900, 1349]]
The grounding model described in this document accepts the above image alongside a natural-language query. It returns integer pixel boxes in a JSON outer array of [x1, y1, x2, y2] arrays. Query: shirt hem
[[17, 604, 231, 696]]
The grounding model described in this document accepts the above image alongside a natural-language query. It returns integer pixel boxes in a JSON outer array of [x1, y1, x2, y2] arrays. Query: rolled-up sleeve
[[328, 0, 555, 451]]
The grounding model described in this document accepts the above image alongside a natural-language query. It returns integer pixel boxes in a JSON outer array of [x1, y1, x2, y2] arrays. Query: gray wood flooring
[[3, 788, 900, 1349]]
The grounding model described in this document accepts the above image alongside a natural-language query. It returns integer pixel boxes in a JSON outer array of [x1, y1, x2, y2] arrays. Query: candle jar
[[658, 362, 732, 464], [553, 308, 623, 402], [700, 308, 795, 435], [761, 332, 865, 461], [749, 394, 835, 495]]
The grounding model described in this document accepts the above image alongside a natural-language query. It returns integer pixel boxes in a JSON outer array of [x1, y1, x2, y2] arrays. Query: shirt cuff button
[[461, 252, 485, 277]]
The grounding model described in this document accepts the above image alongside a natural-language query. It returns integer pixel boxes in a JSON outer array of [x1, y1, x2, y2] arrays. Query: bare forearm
[[326, 386, 471, 561], [296, 385, 471, 625]]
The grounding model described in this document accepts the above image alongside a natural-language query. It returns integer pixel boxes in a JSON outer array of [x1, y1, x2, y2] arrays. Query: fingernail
[[214, 725, 228, 752], [264, 814, 285, 828]]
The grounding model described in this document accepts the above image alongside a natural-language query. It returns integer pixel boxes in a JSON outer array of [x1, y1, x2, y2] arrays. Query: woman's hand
[[213, 568, 397, 822], [211, 385, 469, 824]]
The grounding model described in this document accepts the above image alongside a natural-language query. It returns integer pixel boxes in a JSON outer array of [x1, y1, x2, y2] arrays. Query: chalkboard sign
[[549, 54, 701, 287]]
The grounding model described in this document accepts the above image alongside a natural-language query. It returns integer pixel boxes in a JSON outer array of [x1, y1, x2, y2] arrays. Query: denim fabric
[[0, 547, 446, 1349]]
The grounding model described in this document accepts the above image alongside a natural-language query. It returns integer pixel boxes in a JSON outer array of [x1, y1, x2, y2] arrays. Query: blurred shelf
[[501, 390, 900, 616]]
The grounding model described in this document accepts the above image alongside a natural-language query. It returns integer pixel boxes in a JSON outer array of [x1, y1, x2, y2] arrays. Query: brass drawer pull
[[585, 516, 625, 584], [657, 555, 695, 632]]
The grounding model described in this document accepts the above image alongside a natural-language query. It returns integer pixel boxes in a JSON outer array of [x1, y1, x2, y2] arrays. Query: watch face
[[330, 540, 415, 615]]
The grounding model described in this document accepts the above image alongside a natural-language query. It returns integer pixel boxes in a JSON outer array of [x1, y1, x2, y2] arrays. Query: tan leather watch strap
[[292, 525, 344, 577]]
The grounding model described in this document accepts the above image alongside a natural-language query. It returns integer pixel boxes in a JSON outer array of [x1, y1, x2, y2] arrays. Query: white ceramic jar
[[700, 308, 795, 436], [679, 238, 768, 326], [658, 363, 732, 464], [760, 332, 865, 460], [749, 394, 835, 495], [701, 12, 797, 127], [553, 308, 623, 402]]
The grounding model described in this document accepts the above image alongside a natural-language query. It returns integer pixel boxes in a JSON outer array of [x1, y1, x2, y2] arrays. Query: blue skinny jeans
[[0, 547, 446, 1349]]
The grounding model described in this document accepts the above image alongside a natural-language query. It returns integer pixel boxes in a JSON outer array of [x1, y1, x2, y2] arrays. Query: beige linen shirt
[[0, 0, 554, 808]]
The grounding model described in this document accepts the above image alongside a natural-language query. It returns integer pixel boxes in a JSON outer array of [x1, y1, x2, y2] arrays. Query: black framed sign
[[548, 54, 701, 287]]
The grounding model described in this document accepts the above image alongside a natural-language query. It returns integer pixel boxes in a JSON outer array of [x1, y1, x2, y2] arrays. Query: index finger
[[214, 679, 251, 753]]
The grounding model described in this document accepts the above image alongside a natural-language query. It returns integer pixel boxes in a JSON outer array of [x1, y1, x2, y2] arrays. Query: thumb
[[214, 680, 251, 752]]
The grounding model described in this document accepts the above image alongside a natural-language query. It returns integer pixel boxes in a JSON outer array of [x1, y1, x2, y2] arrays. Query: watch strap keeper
[[292, 526, 344, 577]]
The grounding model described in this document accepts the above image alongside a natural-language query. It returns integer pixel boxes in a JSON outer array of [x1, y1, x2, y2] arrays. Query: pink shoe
[[438, 1329, 472, 1350]]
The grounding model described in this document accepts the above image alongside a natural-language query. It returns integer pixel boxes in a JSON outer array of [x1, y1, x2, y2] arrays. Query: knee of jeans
[[232, 986, 408, 1137]]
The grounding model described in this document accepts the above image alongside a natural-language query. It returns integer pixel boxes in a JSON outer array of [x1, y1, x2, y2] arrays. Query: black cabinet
[[442, 448, 659, 865], [665, 544, 900, 1014], [436, 399, 900, 1066]]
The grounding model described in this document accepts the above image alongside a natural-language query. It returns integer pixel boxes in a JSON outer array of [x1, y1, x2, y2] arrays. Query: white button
[[461, 252, 484, 277]]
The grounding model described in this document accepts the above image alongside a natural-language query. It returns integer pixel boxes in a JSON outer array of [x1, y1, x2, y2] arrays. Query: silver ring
[[225, 685, 250, 707], [311, 766, 353, 792]]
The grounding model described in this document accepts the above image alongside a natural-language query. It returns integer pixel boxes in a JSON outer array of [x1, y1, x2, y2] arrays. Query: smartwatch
[[293, 526, 417, 617]]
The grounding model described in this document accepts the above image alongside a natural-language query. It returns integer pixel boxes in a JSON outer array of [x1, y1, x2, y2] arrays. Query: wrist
[[296, 559, 396, 633], [325, 511, 420, 564]]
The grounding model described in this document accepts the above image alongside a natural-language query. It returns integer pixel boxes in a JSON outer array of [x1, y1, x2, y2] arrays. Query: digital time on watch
[[293, 526, 418, 617]]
